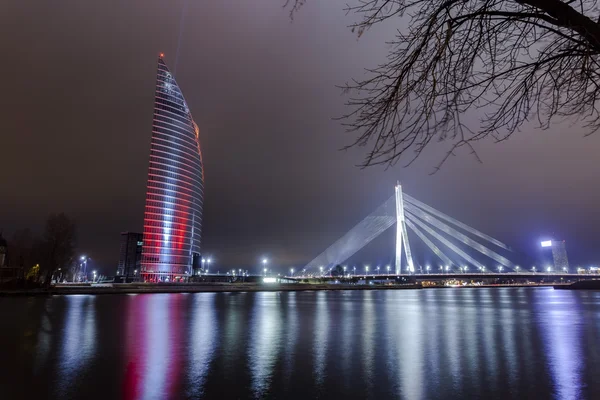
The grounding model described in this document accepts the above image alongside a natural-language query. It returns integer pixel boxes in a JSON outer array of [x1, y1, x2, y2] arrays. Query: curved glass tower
[[141, 54, 204, 282]]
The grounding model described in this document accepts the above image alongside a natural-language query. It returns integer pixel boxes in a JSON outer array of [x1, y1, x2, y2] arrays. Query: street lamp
[[291, 268, 294, 276], [353, 266, 356, 276], [263, 259, 268, 276], [498, 266, 503, 273], [320, 266, 324, 275], [387, 265, 391, 274], [92, 270, 97, 283], [365, 265, 369, 275], [445, 265, 450, 273], [343, 266, 347, 276], [207, 258, 212, 274], [426, 266, 430, 274], [532, 266, 537, 273], [515, 266, 520, 273], [376, 266, 380, 275]]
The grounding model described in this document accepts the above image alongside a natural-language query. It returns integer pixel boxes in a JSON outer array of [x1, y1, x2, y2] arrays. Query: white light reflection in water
[[499, 289, 519, 392], [444, 290, 462, 392], [480, 288, 499, 393], [282, 292, 298, 388], [313, 291, 329, 386], [141, 294, 170, 399], [340, 292, 355, 384], [421, 290, 441, 389], [538, 291, 583, 400], [59, 295, 96, 396], [249, 292, 283, 397], [188, 293, 217, 396], [361, 291, 376, 394], [462, 289, 480, 382], [396, 292, 424, 400]]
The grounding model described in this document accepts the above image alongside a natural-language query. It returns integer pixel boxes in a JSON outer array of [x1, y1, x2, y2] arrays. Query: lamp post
[[320, 266, 324, 276], [387, 265, 391, 274], [291, 268, 294, 277], [207, 258, 212, 274], [365, 265, 369, 276], [92, 270, 97, 283], [376, 266, 380, 275], [353, 266, 356, 276], [343, 266, 347, 277], [80, 255, 89, 282], [263, 259, 268, 276]]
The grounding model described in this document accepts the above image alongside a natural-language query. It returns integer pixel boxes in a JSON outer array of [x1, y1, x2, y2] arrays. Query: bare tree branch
[[286, 0, 600, 170]]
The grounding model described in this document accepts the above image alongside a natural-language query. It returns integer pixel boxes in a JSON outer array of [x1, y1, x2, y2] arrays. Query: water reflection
[[537, 291, 584, 400], [249, 292, 283, 397], [313, 291, 329, 386], [281, 292, 298, 389], [4, 288, 600, 399], [361, 291, 375, 395], [187, 293, 217, 397], [121, 294, 185, 400], [59, 295, 97, 397]]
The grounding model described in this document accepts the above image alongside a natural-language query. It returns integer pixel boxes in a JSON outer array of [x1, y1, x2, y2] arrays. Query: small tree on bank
[[288, 0, 600, 170]]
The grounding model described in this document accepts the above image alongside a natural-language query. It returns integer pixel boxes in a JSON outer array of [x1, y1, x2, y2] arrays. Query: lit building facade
[[551, 240, 569, 272], [541, 239, 570, 272], [141, 55, 204, 282], [116, 232, 143, 282]]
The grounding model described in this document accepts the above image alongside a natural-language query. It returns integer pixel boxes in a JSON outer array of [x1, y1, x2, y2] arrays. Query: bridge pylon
[[395, 182, 414, 274]]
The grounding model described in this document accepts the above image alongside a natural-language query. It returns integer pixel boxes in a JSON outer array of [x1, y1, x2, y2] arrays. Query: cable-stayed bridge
[[304, 183, 522, 275]]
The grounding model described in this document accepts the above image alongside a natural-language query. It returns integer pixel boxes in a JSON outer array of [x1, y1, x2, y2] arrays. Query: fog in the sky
[[1, 0, 599, 273]]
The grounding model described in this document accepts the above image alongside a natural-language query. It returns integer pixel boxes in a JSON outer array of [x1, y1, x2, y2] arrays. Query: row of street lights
[[288, 263, 578, 277]]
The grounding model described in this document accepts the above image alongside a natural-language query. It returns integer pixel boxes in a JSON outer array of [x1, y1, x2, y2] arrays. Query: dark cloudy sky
[[2, 0, 600, 274]]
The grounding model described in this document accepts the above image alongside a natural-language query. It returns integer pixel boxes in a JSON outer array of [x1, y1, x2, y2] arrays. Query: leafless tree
[[41, 213, 77, 285], [287, 0, 600, 170]]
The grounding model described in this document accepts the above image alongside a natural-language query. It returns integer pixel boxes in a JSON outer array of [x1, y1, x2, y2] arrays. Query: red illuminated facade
[[141, 55, 204, 282]]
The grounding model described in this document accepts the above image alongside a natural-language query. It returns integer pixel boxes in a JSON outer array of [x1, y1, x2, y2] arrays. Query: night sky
[[2, 0, 600, 274]]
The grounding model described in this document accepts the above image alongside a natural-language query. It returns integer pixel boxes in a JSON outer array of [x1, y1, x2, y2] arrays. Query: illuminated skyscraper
[[541, 239, 570, 272], [141, 54, 204, 282]]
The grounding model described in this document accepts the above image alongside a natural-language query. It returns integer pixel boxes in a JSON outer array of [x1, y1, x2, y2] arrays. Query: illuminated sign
[[541, 240, 552, 247], [263, 277, 277, 283]]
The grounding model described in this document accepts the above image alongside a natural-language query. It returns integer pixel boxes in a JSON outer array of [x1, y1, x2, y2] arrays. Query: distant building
[[116, 232, 143, 283], [140, 54, 205, 282], [0, 234, 6, 268], [541, 239, 570, 272], [551, 240, 570, 272]]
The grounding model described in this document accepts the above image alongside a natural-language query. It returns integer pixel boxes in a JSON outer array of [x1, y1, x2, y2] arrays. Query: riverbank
[[0, 281, 572, 296], [0, 282, 423, 296]]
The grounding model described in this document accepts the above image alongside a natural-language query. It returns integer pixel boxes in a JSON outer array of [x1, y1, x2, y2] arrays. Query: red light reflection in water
[[121, 294, 185, 400]]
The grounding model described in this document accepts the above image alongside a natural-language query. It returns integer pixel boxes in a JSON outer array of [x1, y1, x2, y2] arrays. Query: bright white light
[[263, 277, 277, 283], [541, 240, 552, 247], [207, 259, 212, 263], [262, 258, 268, 265], [202, 258, 206, 263]]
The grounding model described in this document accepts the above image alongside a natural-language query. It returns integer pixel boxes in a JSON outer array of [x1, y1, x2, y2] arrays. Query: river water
[[1, 288, 599, 399]]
